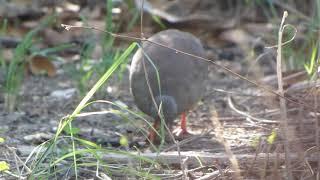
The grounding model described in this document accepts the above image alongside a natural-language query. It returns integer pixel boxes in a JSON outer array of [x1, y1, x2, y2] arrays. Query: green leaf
[[63, 126, 80, 135], [267, 130, 277, 144], [304, 44, 318, 76], [0, 137, 5, 143], [76, 137, 100, 148], [32, 43, 75, 56], [151, 15, 166, 29], [0, 161, 10, 171], [120, 135, 129, 147]]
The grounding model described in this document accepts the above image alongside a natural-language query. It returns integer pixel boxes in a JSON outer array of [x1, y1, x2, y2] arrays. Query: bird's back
[[130, 29, 207, 122]]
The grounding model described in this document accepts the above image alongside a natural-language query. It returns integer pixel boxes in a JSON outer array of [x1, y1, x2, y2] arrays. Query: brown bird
[[129, 29, 208, 142]]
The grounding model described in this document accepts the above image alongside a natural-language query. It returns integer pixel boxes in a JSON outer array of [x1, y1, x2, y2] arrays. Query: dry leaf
[[28, 55, 56, 77]]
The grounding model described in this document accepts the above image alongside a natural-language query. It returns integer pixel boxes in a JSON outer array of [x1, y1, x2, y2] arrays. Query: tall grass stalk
[[27, 43, 137, 179], [3, 29, 35, 112], [2, 17, 53, 112]]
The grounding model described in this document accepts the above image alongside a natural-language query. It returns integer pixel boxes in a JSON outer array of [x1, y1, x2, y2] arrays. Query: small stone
[[50, 88, 77, 100], [23, 133, 52, 144]]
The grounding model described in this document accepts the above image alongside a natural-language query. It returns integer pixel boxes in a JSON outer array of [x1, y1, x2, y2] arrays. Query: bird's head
[[149, 95, 178, 123]]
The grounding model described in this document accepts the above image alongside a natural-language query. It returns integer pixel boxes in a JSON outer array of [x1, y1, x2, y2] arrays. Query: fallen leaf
[[28, 55, 56, 77], [0, 161, 9, 172]]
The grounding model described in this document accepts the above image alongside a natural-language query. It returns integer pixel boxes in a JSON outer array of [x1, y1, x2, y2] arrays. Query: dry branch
[[100, 151, 318, 166]]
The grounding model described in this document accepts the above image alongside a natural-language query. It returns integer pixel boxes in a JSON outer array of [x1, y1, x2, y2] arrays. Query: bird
[[129, 29, 208, 142]]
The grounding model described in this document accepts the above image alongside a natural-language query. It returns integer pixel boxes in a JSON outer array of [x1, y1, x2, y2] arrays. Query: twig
[[96, 160, 112, 180], [316, 22, 320, 179], [181, 157, 189, 179], [245, 137, 264, 178], [227, 96, 279, 124], [315, 107, 320, 180], [163, 130, 212, 152], [139, 36, 185, 178], [195, 171, 220, 180], [60, 23, 319, 114], [3, 170, 27, 180], [210, 106, 242, 180], [276, 11, 293, 180], [5, 145, 31, 175], [137, 1, 185, 178], [187, 165, 217, 174], [265, 24, 297, 49], [98, 151, 320, 166], [218, 108, 299, 122], [245, 49, 275, 77], [210, 88, 265, 97]]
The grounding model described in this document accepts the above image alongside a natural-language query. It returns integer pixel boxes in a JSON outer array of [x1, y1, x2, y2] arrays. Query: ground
[[0, 42, 277, 178], [1, 0, 319, 179]]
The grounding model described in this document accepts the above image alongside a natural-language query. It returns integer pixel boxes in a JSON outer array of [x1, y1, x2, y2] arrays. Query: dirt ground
[[1, 0, 319, 179], [0, 36, 281, 179]]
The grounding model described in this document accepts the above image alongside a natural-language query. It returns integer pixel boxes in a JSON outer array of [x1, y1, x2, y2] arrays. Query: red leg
[[147, 118, 160, 143], [173, 112, 190, 137], [180, 112, 188, 134]]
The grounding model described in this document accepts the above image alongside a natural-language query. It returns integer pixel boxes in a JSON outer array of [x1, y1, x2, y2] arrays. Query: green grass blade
[[54, 42, 137, 139], [32, 43, 76, 56]]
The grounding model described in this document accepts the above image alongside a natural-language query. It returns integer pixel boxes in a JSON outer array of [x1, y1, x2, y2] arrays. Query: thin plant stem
[[61, 23, 320, 114], [276, 11, 293, 180]]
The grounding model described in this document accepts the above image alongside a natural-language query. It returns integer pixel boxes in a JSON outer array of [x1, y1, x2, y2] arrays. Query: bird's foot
[[172, 128, 192, 140]]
